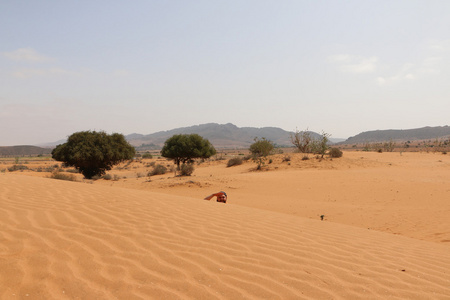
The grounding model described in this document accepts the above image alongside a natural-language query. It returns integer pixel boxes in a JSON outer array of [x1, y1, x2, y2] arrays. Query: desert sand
[[1, 151, 449, 299]]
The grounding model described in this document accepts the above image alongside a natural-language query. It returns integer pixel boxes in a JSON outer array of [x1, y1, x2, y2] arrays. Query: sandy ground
[[1, 151, 449, 299]]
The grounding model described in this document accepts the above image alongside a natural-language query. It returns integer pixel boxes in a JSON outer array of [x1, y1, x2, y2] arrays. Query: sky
[[1, 0, 449, 146]]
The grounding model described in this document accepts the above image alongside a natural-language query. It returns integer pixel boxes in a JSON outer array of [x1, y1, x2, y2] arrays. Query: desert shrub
[[227, 157, 243, 167], [282, 155, 291, 162], [102, 174, 113, 180], [142, 153, 153, 159], [35, 164, 61, 172], [179, 163, 194, 176], [146, 161, 156, 167], [214, 154, 226, 161], [148, 164, 167, 176], [8, 165, 28, 172], [249, 137, 274, 170], [50, 172, 76, 181], [269, 159, 273, 164], [442, 151, 447, 155], [329, 148, 343, 158], [302, 155, 309, 161], [91, 175, 102, 180], [242, 155, 252, 161], [65, 168, 80, 173]]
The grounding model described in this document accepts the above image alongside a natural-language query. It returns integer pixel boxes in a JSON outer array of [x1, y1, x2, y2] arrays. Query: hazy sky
[[1, 1, 449, 146]]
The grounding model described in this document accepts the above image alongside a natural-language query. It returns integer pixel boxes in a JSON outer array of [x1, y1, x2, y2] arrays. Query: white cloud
[[12, 67, 75, 79], [376, 63, 416, 85], [328, 54, 378, 73], [112, 69, 131, 77], [2, 47, 54, 63], [428, 40, 450, 52]]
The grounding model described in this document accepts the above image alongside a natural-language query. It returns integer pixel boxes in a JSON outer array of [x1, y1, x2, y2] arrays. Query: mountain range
[[127, 123, 328, 150], [2, 124, 449, 156], [342, 126, 450, 144]]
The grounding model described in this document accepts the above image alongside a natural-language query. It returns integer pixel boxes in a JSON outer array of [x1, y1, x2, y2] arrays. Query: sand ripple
[[1, 174, 449, 299]]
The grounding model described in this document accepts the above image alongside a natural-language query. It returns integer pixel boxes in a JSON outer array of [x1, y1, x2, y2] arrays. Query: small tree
[[161, 134, 216, 174], [52, 131, 135, 179], [311, 131, 331, 158], [249, 137, 274, 170], [290, 128, 313, 153]]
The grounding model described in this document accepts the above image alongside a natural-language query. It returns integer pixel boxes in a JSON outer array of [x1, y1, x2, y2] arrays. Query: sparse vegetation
[[8, 165, 28, 172], [383, 140, 396, 152], [227, 157, 243, 167]]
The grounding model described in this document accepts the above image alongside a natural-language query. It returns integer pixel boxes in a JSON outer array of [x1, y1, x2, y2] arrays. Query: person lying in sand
[[204, 191, 227, 203]]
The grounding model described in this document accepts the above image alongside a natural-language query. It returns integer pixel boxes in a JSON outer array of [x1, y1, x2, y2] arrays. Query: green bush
[[148, 164, 167, 176], [51, 130, 135, 179], [161, 134, 216, 171], [227, 157, 243, 167], [249, 137, 274, 169], [179, 163, 194, 176], [329, 148, 343, 158]]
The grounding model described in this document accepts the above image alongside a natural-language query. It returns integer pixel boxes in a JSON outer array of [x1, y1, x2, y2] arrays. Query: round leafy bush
[[329, 147, 343, 158], [51, 130, 135, 179]]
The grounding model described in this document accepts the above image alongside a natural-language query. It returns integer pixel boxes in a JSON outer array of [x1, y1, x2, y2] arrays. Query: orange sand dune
[[102, 151, 450, 244], [1, 173, 450, 299]]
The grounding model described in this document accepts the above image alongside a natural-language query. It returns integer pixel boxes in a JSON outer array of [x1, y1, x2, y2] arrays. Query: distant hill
[[342, 126, 450, 144], [8, 124, 343, 153], [127, 123, 326, 150], [0, 146, 52, 157]]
